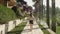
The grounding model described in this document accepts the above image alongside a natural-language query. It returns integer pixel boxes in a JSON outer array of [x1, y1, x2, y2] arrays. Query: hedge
[[0, 4, 17, 24]]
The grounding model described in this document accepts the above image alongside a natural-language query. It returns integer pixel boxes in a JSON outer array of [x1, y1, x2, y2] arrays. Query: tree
[[36, 0, 43, 23], [28, 6, 32, 11], [46, 0, 50, 28], [16, 0, 24, 2], [51, 0, 56, 32]]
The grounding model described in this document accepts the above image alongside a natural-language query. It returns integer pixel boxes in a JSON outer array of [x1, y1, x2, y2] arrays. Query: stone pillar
[[5, 23, 8, 34]]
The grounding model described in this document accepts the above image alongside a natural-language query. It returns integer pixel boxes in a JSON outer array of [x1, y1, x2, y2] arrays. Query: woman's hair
[[29, 13, 32, 17]]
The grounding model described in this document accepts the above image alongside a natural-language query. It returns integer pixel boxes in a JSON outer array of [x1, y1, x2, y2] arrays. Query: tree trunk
[[46, 0, 50, 28], [39, 0, 43, 20], [51, 0, 56, 32], [36, 2, 39, 24], [4, 0, 7, 6]]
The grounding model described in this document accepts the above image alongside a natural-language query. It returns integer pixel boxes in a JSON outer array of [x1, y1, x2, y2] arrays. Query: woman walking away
[[29, 13, 34, 31]]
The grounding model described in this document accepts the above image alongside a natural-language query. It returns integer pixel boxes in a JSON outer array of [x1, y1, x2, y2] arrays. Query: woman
[[29, 13, 34, 31]]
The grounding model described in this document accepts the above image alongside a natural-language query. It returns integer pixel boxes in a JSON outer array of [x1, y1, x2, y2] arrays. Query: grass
[[0, 4, 17, 24], [56, 25, 60, 34], [39, 25, 50, 34], [7, 22, 27, 34], [0, 3, 28, 24]]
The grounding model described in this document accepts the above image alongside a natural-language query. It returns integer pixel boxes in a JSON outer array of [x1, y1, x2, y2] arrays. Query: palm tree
[[46, 0, 50, 28], [51, 0, 56, 32]]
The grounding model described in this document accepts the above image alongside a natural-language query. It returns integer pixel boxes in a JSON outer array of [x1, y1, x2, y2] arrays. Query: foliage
[[55, 7, 60, 14], [32, 0, 38, 2], [56, 25, 60, 34], [16, 0, 24, 2], [28, 6, 32, 10]]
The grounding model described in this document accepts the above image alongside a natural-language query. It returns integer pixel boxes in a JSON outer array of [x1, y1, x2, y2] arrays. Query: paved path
[[21, 21, 44, 34]]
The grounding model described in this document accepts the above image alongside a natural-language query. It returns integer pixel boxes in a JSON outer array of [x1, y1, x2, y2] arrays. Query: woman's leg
[[30, 24, 33, 31]]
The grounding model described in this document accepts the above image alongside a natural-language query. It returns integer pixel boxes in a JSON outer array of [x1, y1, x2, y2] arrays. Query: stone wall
[[0, 19, 22, 34], [0, 24, 5, 34]]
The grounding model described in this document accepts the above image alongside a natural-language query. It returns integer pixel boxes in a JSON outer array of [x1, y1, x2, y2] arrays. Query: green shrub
[[0, 4, 17, 24]]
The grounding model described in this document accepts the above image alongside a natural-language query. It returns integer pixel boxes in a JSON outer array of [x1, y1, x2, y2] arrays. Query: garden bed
[[7, 22, 27, 34], [0, 4, 17, 24]]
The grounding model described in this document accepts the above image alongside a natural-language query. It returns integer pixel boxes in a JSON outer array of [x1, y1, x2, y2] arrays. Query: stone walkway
[[21, 21, 44, 34]]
